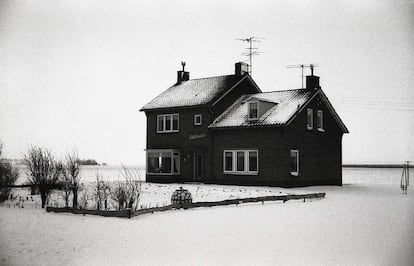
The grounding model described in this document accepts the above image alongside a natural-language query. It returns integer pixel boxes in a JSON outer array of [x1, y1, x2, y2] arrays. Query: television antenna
[[286, 64, 318, 89], [236, 37, 265, 76]]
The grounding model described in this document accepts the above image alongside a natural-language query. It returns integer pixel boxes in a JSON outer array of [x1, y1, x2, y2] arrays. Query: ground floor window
[[223, 150, 258, 174], [290, 150, 299, 176], [147, 149, 180, 174]]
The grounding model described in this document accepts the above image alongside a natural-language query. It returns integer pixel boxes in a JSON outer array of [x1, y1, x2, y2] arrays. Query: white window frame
[[290, 150, 299, 176], [317, 110, 324, 132], [223, 149, 258, 175], [307, 108, 313, 130], [157, 114, 179, 133], [248, 101, 259, 120], [146, 149, 180, 175], [194, 114, 202, 126]]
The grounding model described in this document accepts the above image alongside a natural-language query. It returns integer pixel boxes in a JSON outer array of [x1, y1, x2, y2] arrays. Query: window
[[147, 150, 180, 174], [248, 102, 258, 120], [290, 150, 299, 176], [236, 151, 245, 172], [223, 150, 258, 174], [307, 108, 313, 130], [248, 151, 258, 172], [224, 151, 233, 172], [157, 114, 179, 133], [194, 114, 202, 126], [317, 110, 324, 131]]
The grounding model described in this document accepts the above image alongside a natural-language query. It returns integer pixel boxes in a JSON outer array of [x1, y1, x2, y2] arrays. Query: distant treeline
[[76, 159, 98, 165], [343, 164, 413, 168]]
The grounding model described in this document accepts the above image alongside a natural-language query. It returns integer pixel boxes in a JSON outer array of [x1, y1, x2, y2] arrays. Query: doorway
[[193, 152, 204, 182]]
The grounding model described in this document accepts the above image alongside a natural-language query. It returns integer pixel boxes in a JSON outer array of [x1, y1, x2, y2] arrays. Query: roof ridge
[[187, 74, 235, 81], [256, 88, 307, 94]]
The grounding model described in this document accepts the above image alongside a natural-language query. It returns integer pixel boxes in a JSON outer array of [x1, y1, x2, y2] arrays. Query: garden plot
[[3, 183, 295, 210]]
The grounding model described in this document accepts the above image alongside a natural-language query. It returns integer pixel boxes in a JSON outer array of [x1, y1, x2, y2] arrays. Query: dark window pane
[[195, 115, 202, 125], [165, 115, 171, 131], [161, 156, 171, 173], [158, 116, 164, 132], [173, 114, 179, 130], [224, 152, 233, 171], [249, 102, 258, 119], [307, 109, 313, 129], [291, 151, 298, 173], [237, 151, 245, 171], [148, 157, 160, 173], [317, 111, 323, 129], [249, 151, 258, 172]]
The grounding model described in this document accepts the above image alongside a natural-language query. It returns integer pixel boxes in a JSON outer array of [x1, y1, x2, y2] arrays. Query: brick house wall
[[209, 94, 344, 187], [144, 76, 260, 183]]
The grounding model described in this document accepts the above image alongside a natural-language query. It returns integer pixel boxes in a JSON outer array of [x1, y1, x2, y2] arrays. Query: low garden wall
[[46, 192, 325, 218]]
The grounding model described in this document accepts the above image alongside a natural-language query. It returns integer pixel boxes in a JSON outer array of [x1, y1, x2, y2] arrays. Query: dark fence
[[46, 192, 326, 219]]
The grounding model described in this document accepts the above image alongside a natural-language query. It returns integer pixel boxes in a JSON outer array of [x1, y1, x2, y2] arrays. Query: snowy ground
[[0, 184, 413, 266]]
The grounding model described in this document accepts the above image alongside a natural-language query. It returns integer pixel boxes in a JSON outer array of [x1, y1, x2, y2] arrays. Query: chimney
[[235, 62, 249, 76], [305, 64, 320, 90], [177, 61, 190, 84]]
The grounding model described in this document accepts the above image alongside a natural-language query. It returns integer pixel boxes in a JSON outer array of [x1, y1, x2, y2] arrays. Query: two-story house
[[140, 62, 349, 187]]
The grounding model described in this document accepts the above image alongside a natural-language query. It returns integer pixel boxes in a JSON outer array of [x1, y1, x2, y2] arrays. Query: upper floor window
[[194, 114, 202, 126], [290, 150, 299, 176], [317, 110, 324, 131], [223, 150, 258, 175], [307, 108, 313, 130], [248, 101, 258, 120], [157, 114, 179, 133]]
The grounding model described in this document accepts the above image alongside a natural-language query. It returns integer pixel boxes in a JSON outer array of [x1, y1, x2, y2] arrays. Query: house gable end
[[285, 89, 349, 133]]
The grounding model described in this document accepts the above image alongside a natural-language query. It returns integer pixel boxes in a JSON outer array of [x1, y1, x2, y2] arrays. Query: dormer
[[247, 98, 277, 121]]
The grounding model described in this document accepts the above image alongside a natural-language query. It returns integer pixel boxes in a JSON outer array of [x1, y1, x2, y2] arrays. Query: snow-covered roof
[[208, 89, 313, 129], [141, 75, 249, 111], [209, 88, 349, 133]]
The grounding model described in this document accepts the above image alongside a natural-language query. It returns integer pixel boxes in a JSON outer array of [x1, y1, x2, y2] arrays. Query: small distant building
[[140, 62, 348, 187]]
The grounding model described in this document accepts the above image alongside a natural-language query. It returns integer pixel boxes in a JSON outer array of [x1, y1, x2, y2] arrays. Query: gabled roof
[[140, 74, 259, 111], [208, 89, 349, 133]]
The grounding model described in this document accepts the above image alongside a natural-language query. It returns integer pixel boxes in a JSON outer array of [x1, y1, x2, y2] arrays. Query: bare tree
[[0, 142, 19, 201], [24, 146, 61, 208], [60, 169, 72, 207], [64, 151, 81, 208]]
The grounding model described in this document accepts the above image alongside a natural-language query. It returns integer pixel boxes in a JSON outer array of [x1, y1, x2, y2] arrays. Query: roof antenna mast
[[286, 64, 318, 89], [236, 37, 265, 76]]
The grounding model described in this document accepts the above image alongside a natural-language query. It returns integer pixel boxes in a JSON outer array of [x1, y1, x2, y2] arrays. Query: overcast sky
[[0, 0, 413, 165]]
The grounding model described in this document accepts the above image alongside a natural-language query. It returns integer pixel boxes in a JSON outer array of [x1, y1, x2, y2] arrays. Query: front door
[[193, 152, 204, 182]]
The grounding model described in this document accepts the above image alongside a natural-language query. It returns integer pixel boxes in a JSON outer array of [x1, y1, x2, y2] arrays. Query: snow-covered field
[[0, 183, 413, 266]]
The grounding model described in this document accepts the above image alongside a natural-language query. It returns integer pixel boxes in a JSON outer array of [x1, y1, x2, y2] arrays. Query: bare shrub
[[93, 173, 111, 211], [111, 181, 127, 211], [78, 186, 89, 210], [111, 166, 142, 211], [0, 142, 19, 201]]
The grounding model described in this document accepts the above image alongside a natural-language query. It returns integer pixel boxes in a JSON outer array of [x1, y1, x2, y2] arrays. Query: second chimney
[[235, 62, 249, 76], [177, 61, 189, 84], [306, 75, 320, 90]]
